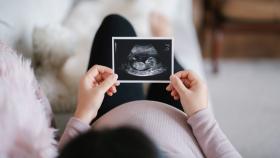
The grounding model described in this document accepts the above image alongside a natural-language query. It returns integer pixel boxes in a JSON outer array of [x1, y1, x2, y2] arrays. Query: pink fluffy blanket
[[0, 41, 57, 158]]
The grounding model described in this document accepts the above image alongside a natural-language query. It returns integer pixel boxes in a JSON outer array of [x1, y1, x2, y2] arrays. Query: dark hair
[[58, 126, 160, 158]]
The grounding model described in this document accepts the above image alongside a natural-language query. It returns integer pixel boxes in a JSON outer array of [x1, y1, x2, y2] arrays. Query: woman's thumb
[[170, 75, 188, 95], [99, 74, 118, 92]]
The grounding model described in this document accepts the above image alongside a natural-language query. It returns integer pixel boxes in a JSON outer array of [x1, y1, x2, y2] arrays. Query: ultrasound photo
[[112, 37, 173, 83]]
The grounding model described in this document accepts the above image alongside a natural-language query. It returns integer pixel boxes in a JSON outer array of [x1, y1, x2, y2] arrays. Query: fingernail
[[166, 85, 171, 91], [170, 75, 177, 81], [113, 74, 118, 79], [115, 81, 120, 86], [174, 75, 179, 80]]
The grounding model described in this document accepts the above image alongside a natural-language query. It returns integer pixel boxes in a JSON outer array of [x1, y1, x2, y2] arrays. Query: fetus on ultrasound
[[122, 45, 166, 76]]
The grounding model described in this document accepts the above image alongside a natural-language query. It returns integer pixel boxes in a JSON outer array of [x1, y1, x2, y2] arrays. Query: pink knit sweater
[[59, 100, 242, 158]]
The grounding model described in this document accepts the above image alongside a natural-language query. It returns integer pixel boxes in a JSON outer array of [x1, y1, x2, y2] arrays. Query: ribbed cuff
[[68, 117, 91, 132], [187, 108, 214, 126]]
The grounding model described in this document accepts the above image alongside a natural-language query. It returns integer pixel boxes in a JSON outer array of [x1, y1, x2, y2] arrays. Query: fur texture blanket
[[0, 42, 57, 158]]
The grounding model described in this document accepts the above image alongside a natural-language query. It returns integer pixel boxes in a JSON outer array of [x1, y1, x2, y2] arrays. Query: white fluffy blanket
[[0, 42, 57, 158]]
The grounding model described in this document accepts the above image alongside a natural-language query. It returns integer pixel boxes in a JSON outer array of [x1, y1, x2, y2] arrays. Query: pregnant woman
[[58, 14, 242, 158]]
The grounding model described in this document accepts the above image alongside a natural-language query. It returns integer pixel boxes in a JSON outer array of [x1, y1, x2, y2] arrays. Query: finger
[[106, 88, 116, 96], [99, 74, 118, 92], [111, 86, 117, 93], [97, 74, 120, 88], [107, 87, 114, 94], [86, 65, 113, 81], [182, 79, 191, 88], [115, 81, 120, 86], [166, 84, 172, 91], [96, 71, 112, 83], [170, 75, 189, 95], [95, 74, 103, 83], [174, 96, 179, 100], [172, 90, 178, 97], [93, 82, 99, 87], [107, 91, 113, 96], [171, 90, 177, 97], [170, 91, 179, 100], [174, 70, 201, 83]]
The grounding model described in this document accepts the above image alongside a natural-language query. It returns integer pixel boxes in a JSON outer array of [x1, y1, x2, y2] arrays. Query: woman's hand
[[74, 65, 119, 124], [166, 70, 208, 116]]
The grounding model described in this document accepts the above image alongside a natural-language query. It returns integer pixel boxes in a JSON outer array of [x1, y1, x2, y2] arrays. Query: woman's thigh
[[88, 14, 145, 118], [147, 58, 184, 111]]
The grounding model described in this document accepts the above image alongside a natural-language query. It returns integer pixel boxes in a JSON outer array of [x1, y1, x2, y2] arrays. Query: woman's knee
[[100, 14, 136, 36], [103, 14, 128, 24]]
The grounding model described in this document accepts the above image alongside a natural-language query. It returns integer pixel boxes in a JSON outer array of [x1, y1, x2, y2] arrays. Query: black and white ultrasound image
[[114, 39, 172, 81]]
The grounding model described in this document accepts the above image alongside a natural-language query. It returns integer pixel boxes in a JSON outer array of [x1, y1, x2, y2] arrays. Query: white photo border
[[112, 37, 174, 83]]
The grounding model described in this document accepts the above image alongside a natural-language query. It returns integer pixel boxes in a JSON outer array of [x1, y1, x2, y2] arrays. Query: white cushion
[[0, 0, 73, 57]]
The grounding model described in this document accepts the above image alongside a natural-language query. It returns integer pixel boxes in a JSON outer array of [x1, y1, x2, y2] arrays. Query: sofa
[[0, 0, 207, 133]]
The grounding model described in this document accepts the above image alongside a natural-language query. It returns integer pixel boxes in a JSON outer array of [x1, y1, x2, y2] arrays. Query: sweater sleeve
[[58, 117, 91, 150], [187, 108, 242, 158]]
